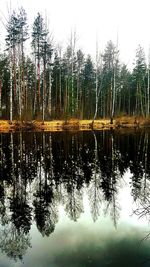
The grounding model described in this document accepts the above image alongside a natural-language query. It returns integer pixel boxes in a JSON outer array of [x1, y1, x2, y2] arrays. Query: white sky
[[0, 0, 150, 68]]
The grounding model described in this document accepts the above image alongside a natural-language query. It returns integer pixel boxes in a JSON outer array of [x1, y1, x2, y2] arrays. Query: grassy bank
[[0, 117, 150, 132]]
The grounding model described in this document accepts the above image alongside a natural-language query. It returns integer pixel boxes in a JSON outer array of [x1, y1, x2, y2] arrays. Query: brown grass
[[0, 117, 150, 132]]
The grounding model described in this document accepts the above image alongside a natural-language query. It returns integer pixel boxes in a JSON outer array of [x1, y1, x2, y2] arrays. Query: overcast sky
[[0, 0, 150, 68]]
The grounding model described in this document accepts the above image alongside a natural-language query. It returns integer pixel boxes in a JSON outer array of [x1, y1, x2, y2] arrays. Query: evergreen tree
[[102, 40, 118, 120], [32, 13, 46, 116], [82, 55, 95, 119], [132, 45, 147, 116], [0, 53, 9, 118]]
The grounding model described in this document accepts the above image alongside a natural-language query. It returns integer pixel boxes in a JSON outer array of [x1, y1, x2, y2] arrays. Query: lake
[[0, 129, 150, 267]]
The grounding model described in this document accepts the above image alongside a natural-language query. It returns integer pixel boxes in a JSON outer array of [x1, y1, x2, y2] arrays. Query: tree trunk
[[59, 60, 62, 114], [112, 66, 116, 119], [147, 67, 149, 117], [18, 42, 22, 121], [48, 68, 52, 118], [110, 78, 113, 123], [10, 50, 13, 123], [0, 78, 2, 118], [13, 45, 17, 101], [139, 85, 144, 116], [42, 62, 46, 123], [33, 57, 37, 117]]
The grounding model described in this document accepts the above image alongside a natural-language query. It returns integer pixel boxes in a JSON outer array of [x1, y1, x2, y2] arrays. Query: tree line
[[0, 7, 150, 122]]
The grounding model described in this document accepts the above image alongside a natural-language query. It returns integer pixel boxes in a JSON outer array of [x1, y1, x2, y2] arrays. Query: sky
[[0, 0, 150, 68]]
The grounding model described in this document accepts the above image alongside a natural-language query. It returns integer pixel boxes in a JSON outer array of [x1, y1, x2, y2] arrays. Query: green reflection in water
[[12, 222, 150, 267]]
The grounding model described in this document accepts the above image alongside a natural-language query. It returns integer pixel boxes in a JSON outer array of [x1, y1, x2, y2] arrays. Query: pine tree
[[6, 11, 19, 121], [102, 40, 118, 120], [133, 45, 147, 116], [32, 13, 46, 116], [82, 55, 95, 119]]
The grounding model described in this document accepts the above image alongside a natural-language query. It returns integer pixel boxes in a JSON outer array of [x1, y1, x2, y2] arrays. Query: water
[[0, 129, 150, 267]]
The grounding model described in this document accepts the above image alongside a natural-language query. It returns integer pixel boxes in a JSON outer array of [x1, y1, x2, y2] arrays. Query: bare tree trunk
[[64, 77, 68, 121], [112, 66, 116, 119], [58, 46, 62, 114], [37, 60, 40, 109], [42, 63, 46, 123], [0, 78, 2, 118], [18, 42, 22, 121], [9, 49, 13, 123], [139, 85, 144, 116], [21, 36, 26, 120], [93, 42, 98, 124], [37, 38, 41, 111], [76, 74, 79, 114], [13, 45, 17, 101], [59, 64, 61, 114], [70, 31, 76, 116], [48, 67, 52, 118], [135, 83, 138, 115], [71, 41, 74, 116], [147, 55, 150, 117], [92, 42, 103, 125], [111, 45, 118, 123], [128, 87, 130, 115], [33, 57, 37, 117], [110, 78, 113, 124], [67, 77, 69, 115]]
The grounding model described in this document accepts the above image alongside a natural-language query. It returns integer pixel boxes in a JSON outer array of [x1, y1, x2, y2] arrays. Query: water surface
[[0, 130, 150, 266]]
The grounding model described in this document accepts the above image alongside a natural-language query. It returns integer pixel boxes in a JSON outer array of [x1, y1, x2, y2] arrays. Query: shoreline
[[0, 117, 150, 132]]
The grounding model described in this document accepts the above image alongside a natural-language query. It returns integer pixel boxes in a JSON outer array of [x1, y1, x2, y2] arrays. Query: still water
[[0, 129, 150, 267]]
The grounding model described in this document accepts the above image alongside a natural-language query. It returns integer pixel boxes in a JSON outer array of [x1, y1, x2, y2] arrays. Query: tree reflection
[[0, 224, 31, 261], [0, 130, 150, 259], [88, 131, 102, 222]]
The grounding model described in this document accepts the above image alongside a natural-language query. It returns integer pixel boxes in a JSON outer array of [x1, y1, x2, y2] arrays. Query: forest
[[0, 7, 149, 122]]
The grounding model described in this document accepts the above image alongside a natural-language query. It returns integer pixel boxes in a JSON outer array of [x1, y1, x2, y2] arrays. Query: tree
[[147, 47, 150, 117], [117, 64, 132, 115], [76, 49, 84, 116], [0, 53, 9, 118], [52, 51, 61, 117], [132, 45, 147, 116], [41, 34, 53, 122], [102, 40, 119, 122], [32, 13, 53, 122], [5, 11, 19, 121], [82, 55, 95, 118], [32, 13, 46, 116], [25, 56, 36, 119], [5, 8, 28, 121], [92, 41, 103, 124], [17, 7, 28, 120]]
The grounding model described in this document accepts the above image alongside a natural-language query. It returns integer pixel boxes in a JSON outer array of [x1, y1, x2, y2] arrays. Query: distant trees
[[0, 7, 150, 120]]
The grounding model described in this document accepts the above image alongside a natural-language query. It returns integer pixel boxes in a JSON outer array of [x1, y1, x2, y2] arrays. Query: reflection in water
[[0, 129, 150, 264]]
